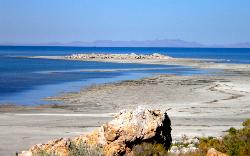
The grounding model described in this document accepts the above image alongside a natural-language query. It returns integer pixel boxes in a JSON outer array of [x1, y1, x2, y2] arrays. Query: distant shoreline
[[2, 45, 250, 49], [1, 38, 250, 48], [23, 53, 250, 71]]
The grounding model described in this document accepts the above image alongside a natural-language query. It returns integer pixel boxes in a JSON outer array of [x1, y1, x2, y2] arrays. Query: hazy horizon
[[1, 0, 250, 45], [1, 39, 250, 48]]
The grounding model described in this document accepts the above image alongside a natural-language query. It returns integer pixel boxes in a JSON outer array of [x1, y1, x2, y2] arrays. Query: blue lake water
[[0, 46, 249, 105]]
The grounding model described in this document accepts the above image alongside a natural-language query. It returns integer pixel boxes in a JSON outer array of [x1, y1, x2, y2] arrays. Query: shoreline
[[1, 54, 250, 155], [21, 54, 250, 74]]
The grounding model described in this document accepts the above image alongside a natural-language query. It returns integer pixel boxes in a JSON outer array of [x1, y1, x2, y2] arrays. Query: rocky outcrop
[[19, 138, 71, 156], [206, 148, 228, 156], [19, 107, 172, 156], [65, 53, 171, 60]]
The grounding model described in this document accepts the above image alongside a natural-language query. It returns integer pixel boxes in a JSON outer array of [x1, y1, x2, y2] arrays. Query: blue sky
[[0, 0, 250, 44]]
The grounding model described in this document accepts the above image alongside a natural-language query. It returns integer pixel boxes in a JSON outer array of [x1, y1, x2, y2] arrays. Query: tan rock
[[19, 107, 172, 156], [19, 138, 71, 156], [75, 107, 172, 155], [206, 148, 228, 156]]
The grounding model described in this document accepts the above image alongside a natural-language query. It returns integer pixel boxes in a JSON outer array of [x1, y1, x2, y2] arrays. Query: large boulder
[[19, 107, 172, 156]]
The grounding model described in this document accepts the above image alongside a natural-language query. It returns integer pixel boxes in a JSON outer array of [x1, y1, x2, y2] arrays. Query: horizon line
[[1, 39, 250, 48]]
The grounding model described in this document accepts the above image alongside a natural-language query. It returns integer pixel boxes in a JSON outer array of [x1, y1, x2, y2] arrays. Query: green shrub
[[198, 119, 250, 156]]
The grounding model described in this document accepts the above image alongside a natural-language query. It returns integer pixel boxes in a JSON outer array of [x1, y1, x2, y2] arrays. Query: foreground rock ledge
[[19, 107, 172, 156]]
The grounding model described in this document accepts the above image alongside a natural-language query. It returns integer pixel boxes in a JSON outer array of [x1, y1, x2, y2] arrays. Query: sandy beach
[[1, 55, 250, 155]]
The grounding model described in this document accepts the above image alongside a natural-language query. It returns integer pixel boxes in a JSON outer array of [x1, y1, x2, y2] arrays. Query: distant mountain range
[[1, 39, 250, 48]]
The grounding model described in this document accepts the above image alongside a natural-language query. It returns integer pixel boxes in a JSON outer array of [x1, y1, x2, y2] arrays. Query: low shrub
[[198, 119, 250, 156], [33, 150, 57, 156], [33, 141, 103, 156], [132, 142, 169, 156], [68, 141, 103, 156]]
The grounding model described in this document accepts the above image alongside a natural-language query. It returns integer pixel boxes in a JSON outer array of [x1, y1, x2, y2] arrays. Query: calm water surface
[[0, 46, 249, 105]]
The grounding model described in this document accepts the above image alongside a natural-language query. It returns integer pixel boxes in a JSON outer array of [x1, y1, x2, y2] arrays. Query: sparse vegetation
[[198, 119, 250, 156], [132, 142, 169, 156], [32, 141, 103, 156], [33, 150, 57, 156], [132, 142, 200, 156], [167, 119, 250, 156], [68, 141, 103, 156]]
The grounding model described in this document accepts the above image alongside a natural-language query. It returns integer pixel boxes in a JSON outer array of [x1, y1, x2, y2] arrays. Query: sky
[[0, 0, 250, 45]]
